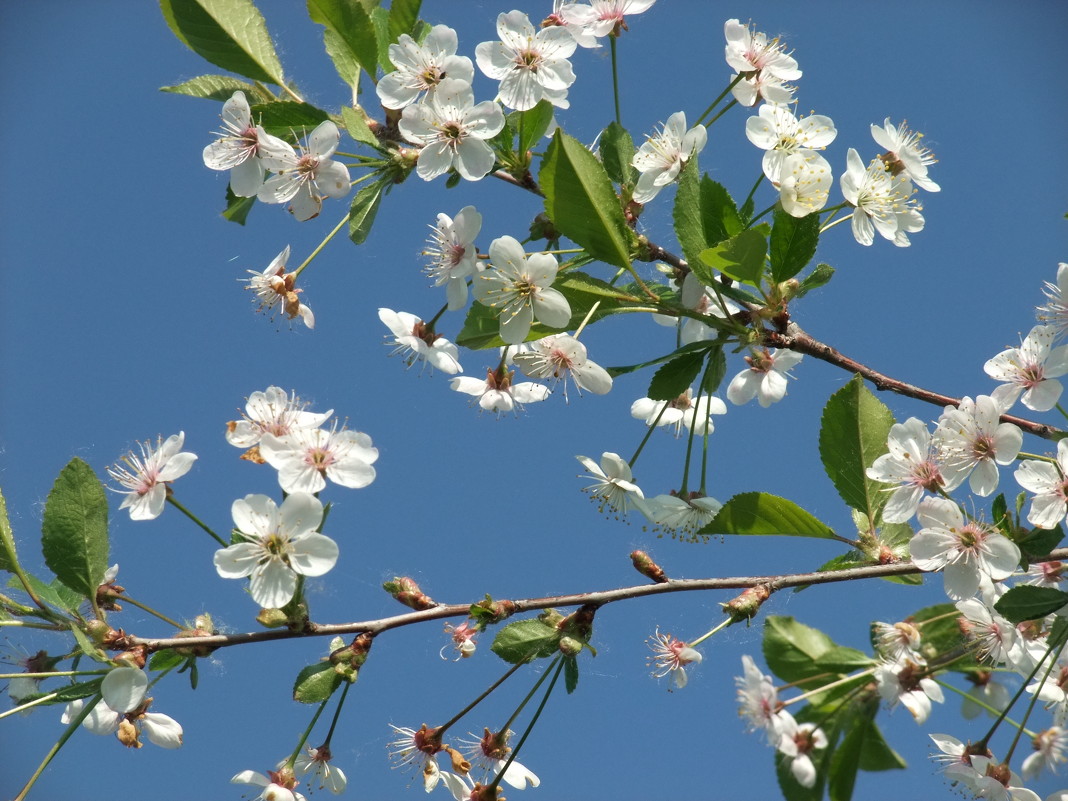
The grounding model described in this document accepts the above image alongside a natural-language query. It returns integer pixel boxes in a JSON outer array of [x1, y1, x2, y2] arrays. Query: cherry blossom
[[576, 452, 643, 514], [871, 118, 940, 192], [647, 628, 702, 690], [107, 432, 197, 521], [244, 246, 315, 328], [865, 417, 962, 524], [726, 347, 803, 407], [631, 388, 727, 436], [441, 621, 478, 660], [652, 272, 741, 344], [258, 121, 350, 221], [633, 492, 722, 539], [910, 497, 1020, 601], [545, 0, 600, 48], [294, 746, 347, 795], [231, 769, 307, 801], [775, 711, 827, 789], [631, 111, 707, 203], [202, 91, 291, 197], [376, 25, 474, 110], [399, 78, 505, 181], [214, 493, 337, 609], [955, 598, 1025, 668], [1023, 727, 1068, 780], [736, 655, 784, 746], [260, 424, 378, 494], [424, 205, 482, 310], [723, 19, 800, 106], [745, 103, 836, 183], [378, 308, 463, 375], [476, 11, 577, 111], [874, 658, 944, 723], [226, 386, 332, 451], [775, 151, 833, 218], [473, 236, 571, 344], [933, 395, 1022, 497], [985, 325, 1068, 412], [1038, 264, 1068, 338], [872, 621, 922, 663], [963, 755, 1041, 801], [1015, 439, 1068, 529], [61, 667, 183, 749], [450, 366, 550, 414], [840, 147, 924, 247], [462, 728, 541, 790], [558, 0, 657, 41], [512, 334, 612, 398]]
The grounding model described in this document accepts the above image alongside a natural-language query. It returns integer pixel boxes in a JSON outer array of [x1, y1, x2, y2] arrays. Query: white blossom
[[985, 325, 1068, 412], [243, 246, 315, 328], [450, 367, 550, 414], [631, 111, 707, 204], [226, 387, 332, 450], [476, 11, 577, 111], [260, 425, 378, 494], [631, 388, 727, 436], [512, 334, 612, 398], [258, 121, 350, 221], [745, 103, 836, 183], [107, 432, 197, 521], [727, 348, 803, 407], [576, 452, 643, 514], [424, 205, 482, 310], [840, 148, 924, 247], [202, 91, 291, 197], [871, 118, 940, 192], [1016, 439, 1068, 529], [376, 25, 473, 110], [378, 308, 462, 375], [933, 395, 1022, 497]]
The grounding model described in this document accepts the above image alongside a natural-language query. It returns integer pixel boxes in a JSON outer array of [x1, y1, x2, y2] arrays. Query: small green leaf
[[770, 208, 820, 284], [160, 74, 271, 102], [41, 458, 108, 601], [388, 0, 421, 42], [1020, 525, 1063, 561], [606, 340, 712, 378], [795, 263, 834, 298], [306, 0, 379, 77], [26, 678, 104, 706], [646, 350, 705, 401], [0, 485, 18, 574], [564, 656, 579, 694], [763, 616, 838, 684], [490, 619, 560, 664], [557, 271, 642, 303], [673, 162, 743, 270], [160, 0, 286, 85], [341, 104, 379, 149], [370, 6, 392, 73], [248, 101, 330, 139], [697, 228, 767, 288], [700, 345, 727, 394], [322, 28, 362, 88], [995, 585, 1068, 623], [540, 131, 631, 270], [149, 649, 186, 672], [599, 120, 636, 187], [513, 101, 555, 157], [348, 180, 384, 244], [857, 720, 906, 772], [702, 493, 836, 539], [222, 186, 256, 224], [814, 645, 874, 673], [819, 376, 895, 525], [293, 661, 342, 703], [6, 574, 81, 613]]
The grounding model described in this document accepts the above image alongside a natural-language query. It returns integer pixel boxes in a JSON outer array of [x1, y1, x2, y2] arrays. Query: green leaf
[[857, 719, 906, 771], [1020, 524, 1063, 561], [160, 0, 286, 85], [341, 104, 379, 149], [646, 350, 705, 401], [702, 493, 836, 539], [388, 0, 421, 41], [248, 101, 330, 138], [819, 376, 895, 524], [673, 162, 742, 270], [514, 100, 555, 157], [770, 207, 820, 284], [70, 624, 108, 662], [814, 645, 874, 673], [293, 661, 342, 703], [540, 130, 631, 270], [160, 74, 271, 102], [795, 263, 834, 298], [370, 6, 393, 73], [30, 678, 104, 706], [149, 649, 186, 672], [557, 271, 642, 303], [490, 619, 560, 664], [222, 185, 256, 224], [306, 0, 379, 77], [701, 344, 727, 394], [348, 180, 384, 244], [763, 616, 838, 684], [697, 228, 767, 288], [599, 121, 636, 187], [606, 339, 712, 378], [322, 28, 362, 88], [564, 656, 579, 694], [41, 459, 108, 601], [995, 585, 1068, 623], [0, 485, 17, 574]]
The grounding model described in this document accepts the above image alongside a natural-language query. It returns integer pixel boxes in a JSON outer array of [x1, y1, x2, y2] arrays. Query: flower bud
[[630, 550, 668, 583], [558, 635, 583, 656], [383, 577, 437, 610], [330, 633, 373, 682], [721, 584, 771, 626]]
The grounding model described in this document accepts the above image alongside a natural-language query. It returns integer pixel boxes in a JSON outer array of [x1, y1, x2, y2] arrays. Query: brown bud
[[722, 585, 771, 626], [384, 577, 437, 610], [630, 550, 668, 583], [117, 717, 142, 748], [443, 744, 471, 774]]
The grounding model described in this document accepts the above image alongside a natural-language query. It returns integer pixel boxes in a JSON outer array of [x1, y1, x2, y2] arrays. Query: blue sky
[[2, 2, 1068, 800]]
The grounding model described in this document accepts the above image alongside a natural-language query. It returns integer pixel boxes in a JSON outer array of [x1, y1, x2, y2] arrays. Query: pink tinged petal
[[288, 532, 339, 577], [121, 485, 166, 521], [214, 542, 264, 579], [251, 559, 298, 608], [141, 712, 183, 748], [101, 667, 147, 714]]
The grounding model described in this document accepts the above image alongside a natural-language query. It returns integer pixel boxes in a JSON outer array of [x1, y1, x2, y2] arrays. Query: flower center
[[516, 48, 542, 72], [305, 446, 336, 474]]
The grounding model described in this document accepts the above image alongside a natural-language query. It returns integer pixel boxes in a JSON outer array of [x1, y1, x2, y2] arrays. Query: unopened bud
[[630, 550, 668, 583], [470, 596, 516, 625], [559, 603, 598, 641], [330, 633, 373, 682], [256, 607, 291, 628], [528, 212, 558, 242], [538, 609, 564, 628], [174, 614, 218, 658], [558, 635, 583, 656], [85, 619, 111, 645], [383, 577, 437, 610], [722, 585, 771, 626]]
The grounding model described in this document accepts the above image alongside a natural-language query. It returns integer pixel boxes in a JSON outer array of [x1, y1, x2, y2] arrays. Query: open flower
[[107, 432, 197, 520], [1038, 263, 1068, 338], [473, 236, 571, 344], [576, 452, 643, 514], [442, 621, 478, 660], [214, 493, 337, 609], [244, 246, 315, 328], [61, 667, 182, 749], [745, 104, 836, 183], [462, 728, 541, 790], [512, 334, 612, 398], [232, 769, 306, 801], [775, 711, 827, 789], [226, 387, 332, 451], [647, 628, 702, 690], [376, 24, 473, 110], [258, 121, 351, 221], [559, 0, 657, 40], [871, 118, 939, 192], [775, 151, 833, 217], [450, 366, 550, 414], [424, 206, 482, 310], [260, 424, 378, 494], [632, 111, 707, 203], [1016, 439, 1068, 529], [985, 325, 1068, 412], [378, 308, 462, 375], [635, 492, 722, 540], [399, 78, 505, 181], [294, 746, 347, 795], [202, 91, 291, 197], [726, 348, 803, 407], [933, 395, 1022, 497], [736, 655, 783, 746], [631, 388, 727, 436], [476, 10, 577, 110], [724, 19, 800, 106], [840, 148, 924, 247], [866, 417, 963, 524], [875, 658, 944, 723]]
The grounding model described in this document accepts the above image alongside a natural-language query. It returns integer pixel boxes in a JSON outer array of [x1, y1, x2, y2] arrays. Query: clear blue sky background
[[2, 2, 1067, 800]]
